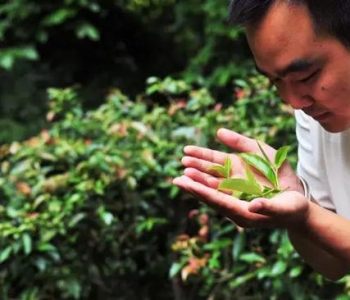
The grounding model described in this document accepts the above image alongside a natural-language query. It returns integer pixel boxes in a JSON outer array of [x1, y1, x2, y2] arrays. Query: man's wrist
[[298, 176, 311, 201]]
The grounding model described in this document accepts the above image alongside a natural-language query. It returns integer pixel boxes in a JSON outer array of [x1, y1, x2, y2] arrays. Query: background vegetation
[[0, 1, 350, 299]]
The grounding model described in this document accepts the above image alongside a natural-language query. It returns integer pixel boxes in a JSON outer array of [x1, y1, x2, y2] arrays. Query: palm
[[182, 133, 299, 194], [173, 129, 308, 229]]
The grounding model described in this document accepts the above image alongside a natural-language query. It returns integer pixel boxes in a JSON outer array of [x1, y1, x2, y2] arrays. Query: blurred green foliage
[[0, 0, 250, 143], [1, 79, 349, 299], [1, 1, 350, 299]]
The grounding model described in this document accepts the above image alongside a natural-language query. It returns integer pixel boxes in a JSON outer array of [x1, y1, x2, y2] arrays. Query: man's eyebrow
[[254, 59, 315, 80], [277, 59, 314, 78]]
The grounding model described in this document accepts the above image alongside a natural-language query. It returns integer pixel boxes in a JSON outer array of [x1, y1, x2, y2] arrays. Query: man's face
[[246, 2, 350, 133]]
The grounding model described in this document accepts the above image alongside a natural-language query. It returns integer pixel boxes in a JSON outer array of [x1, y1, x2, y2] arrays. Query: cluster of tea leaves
[[208, 142, 290, 201]]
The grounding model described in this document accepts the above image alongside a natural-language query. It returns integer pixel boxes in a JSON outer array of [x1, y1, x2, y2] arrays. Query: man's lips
[[304, 110, 331, 121]]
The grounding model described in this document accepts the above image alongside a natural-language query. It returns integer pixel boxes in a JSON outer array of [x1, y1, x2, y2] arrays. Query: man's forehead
[[244, 1, 321, 79], [245, 2, 315, 52]]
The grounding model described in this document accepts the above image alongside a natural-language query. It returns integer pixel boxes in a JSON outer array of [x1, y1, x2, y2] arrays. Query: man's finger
[[173, 175, 259, 217], [183, 168, 221, 189], [183, 146, 228, 164], [182, 156, 217, 173], [217, 128, 274, 154]]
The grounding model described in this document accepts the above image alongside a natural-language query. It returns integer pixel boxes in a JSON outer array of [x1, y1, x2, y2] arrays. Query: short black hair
[[229, 0, 350, 47]]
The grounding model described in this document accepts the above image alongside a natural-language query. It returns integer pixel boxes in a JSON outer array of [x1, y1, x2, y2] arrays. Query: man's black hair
[[229, 0, 350, 47]]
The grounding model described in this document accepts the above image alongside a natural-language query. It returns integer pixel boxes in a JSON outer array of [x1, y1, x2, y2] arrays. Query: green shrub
[[0, 77, 348, 299]]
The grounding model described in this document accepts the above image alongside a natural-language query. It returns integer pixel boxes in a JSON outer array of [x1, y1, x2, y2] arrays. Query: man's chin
[[319, 118, 350, 133]]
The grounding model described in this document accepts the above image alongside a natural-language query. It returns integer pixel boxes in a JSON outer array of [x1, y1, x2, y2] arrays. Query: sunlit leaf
[[219, 178, 262, 195], [0, 246, 12, 263], [289, 266, 303, 278], [240, 153, 278, 188], [76, 23, 100, 41], [101, 212, 113, 226], [68, 213, 86, 228], [223, 157, 232, 178], [0, 54, 13, 69], [245, 165, 261, 189], [257, 140, 271, 164], [230, 272, 257, 288], [274, 146, 290, 169], [169, 262, 184, 278], [22, 233, 32, 255], [239, 252, 266, 263], [271, 260, 287, 276], [207, 165, 227, 177], [42, 8, 76, 26]]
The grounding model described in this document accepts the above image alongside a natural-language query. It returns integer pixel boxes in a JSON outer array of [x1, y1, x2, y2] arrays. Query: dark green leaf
[[204, 239, 232, 250], [37, 243, 56, 252], [274, 146, 290, 169], [219, 178, 262, 195], [232, 232, 246, 260], [239, 192, 252, 200]]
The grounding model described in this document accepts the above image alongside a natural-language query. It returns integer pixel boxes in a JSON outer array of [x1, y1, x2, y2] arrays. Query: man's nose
[[278, 86, 313, 109]]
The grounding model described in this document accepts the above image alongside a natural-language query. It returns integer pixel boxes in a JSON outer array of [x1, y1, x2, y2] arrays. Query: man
[[173, 0, 350, 281]]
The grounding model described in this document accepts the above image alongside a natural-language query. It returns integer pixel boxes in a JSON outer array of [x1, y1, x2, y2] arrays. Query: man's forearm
[[288, 202, 350, 280], [288, 230, 348, 280]]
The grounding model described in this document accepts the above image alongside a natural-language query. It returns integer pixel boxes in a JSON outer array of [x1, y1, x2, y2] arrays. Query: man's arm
[[174, 172, 350, 280], [288, 202, 350, 280], [173, 128, 350, 280]]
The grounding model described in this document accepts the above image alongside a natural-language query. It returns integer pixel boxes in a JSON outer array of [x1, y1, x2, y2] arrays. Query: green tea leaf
[[240, 153, 278, 188], [224, 157, 232, 178], [207, 165, 227, 177], [261, 186, 287, 199], [245, 165, 260, 188], [219, 178, 262, 195], [274, 146, 290, 169], [257, 141, 271, 164]]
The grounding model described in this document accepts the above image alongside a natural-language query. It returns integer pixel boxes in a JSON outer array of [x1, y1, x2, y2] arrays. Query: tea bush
[[0, 76, 349, 299]]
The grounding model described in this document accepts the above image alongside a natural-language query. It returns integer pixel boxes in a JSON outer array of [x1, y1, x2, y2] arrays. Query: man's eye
[[300, 70, 319, 83]]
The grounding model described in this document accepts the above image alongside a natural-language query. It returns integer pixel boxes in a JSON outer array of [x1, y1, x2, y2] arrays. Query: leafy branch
[[208, 142, 290, 201]]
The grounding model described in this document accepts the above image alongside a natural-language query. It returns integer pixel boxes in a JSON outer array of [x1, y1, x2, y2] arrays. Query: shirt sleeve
[[295, 109, 335, 211]]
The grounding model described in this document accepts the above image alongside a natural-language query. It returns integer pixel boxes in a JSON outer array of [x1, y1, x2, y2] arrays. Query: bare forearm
[[288, 202, 350, 280], [288, 230, 348, 280]]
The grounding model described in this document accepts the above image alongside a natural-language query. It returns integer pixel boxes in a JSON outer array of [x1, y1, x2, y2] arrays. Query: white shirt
[[295, 110, 350, 219]]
